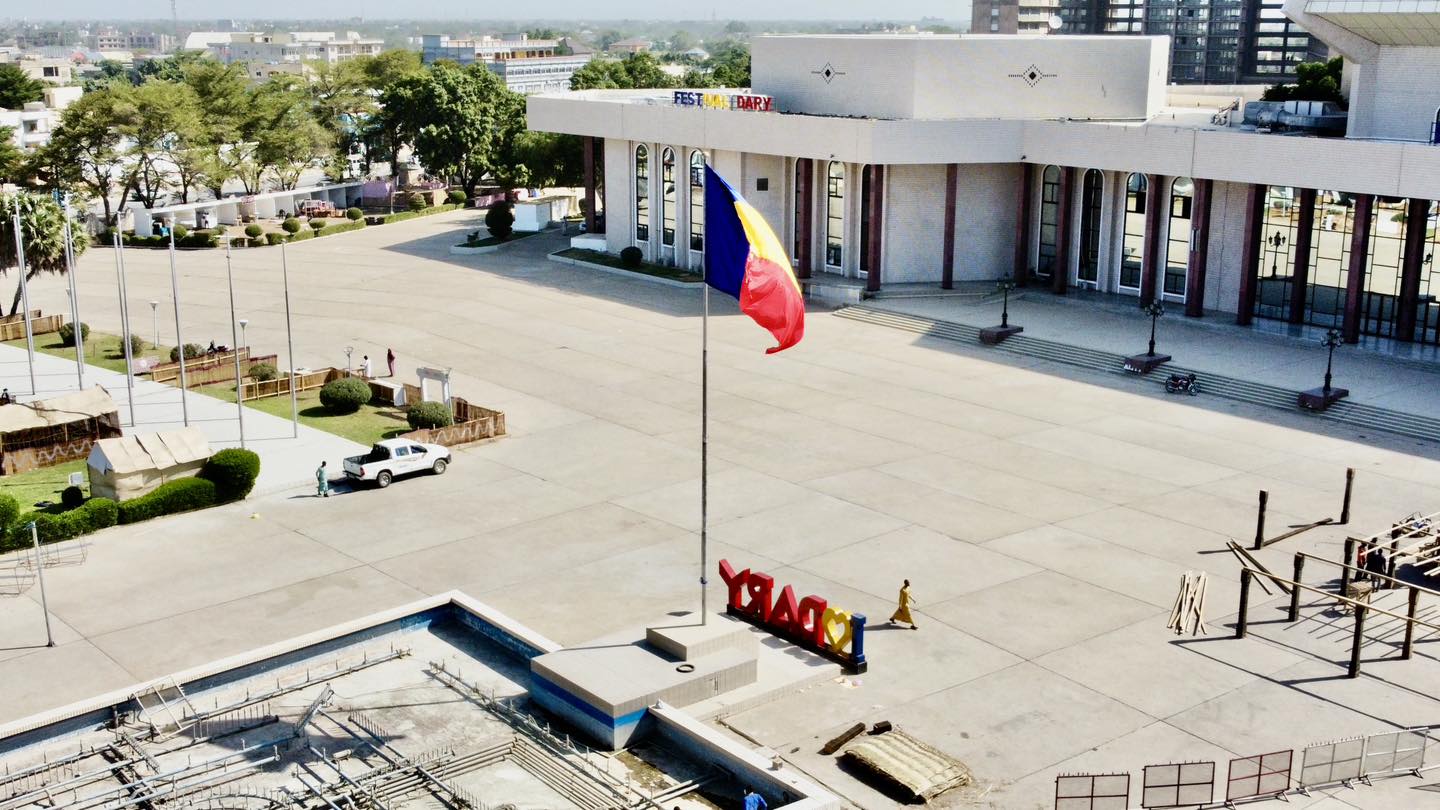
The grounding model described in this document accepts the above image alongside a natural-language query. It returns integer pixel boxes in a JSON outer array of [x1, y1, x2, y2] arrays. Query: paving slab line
[[835, 305, 1440, 443]]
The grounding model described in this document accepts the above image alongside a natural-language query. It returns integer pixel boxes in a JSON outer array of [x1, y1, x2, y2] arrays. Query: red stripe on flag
[[740, 254, 805, 354]]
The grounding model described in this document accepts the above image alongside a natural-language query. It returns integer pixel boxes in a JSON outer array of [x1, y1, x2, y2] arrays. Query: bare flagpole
[[61, 195, 84, 389], [224, 242, 244, 448], [281, 241, 298, 437], [112, 215, 136, 425], [700, 277, 709, 625], [10, 196, 37, 396], [170, 228, 189, 426]]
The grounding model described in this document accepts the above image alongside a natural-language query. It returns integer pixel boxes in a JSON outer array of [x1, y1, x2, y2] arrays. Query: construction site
[[0, 596, 830, 810]]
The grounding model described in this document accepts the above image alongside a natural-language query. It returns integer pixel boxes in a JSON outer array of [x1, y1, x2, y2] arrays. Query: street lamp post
[[1299, 328, 1349, 410], [980, 274, 1024, 344], [1124, 300, 1172, 374], [1144, 301, 1165, 357], [1322, 328, 1342, 393], [998, 277, 1014, 328], [345, 346, 354, 376], [150, 300, 159, 347]]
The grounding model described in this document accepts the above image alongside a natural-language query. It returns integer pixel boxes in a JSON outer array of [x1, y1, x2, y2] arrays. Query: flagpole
[[700, 279, 709, 626], [112, 216, 136, 426], [61, 195, 84, 390], [11, 197, 37, 397]]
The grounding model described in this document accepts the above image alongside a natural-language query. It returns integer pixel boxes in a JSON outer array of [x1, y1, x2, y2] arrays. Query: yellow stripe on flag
[[733, 201, 801, 294]]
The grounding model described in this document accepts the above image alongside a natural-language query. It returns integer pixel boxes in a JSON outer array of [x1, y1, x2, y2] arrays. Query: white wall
[[955, 164, 1022, 281], [603, 138, 634, 256], [883, 164, 948, 283], [751, 34, 1166, 121], [1346, 46, 1440, 141]]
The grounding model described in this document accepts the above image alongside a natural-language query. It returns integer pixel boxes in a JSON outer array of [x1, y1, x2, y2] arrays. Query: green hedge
[[367, 203, 463, 226], [320, 377, 371, 414], [4, 498, 118, 549], [118, 478, 216, 525], [407, 400, 453, 430], [200, 448, 261, 503]]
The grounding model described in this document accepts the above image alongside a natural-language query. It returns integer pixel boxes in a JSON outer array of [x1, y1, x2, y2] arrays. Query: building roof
[[0, 387, 117, 433], [183, 31, 237, 50], [88, 426, 210, 474]]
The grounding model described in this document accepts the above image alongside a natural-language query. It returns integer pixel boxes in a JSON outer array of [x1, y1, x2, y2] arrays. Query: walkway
[[0, 345, 364, 494], [861, 285, 1440, 421]]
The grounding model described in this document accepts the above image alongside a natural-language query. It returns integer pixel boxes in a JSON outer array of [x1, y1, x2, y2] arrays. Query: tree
[[38, 87, 131, 222], [183, 60, 249, 198], [507, 131, 584, 189], [570, 53, 675, 90], [355, 49, 424, 91], [0, 64, 45, 110], [249, 77, 333, 190], [1262, 57, 1345, 106], [394, 62, 521, 197], [569, 59, 623, 90], [707, 41, 751, 88], [0, 128, 22, 184], [595, 30, 626, 51], [667, 30, 695, 53], [0, 192, 87, 316], [724, 20, 750, 35], [118, 81, 206, 207]]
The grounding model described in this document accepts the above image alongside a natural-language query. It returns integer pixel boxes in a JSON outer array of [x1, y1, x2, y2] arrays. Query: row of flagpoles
[[6, 194, 301, 446]]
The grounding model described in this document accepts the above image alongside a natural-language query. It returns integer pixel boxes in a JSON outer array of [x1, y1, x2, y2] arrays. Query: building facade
[[208, 32, 383, 65], [90, 31, 175, 53], [972, 0, 1062, 34], [528, 29, 1440, 349], [420, 35, 590, 94]]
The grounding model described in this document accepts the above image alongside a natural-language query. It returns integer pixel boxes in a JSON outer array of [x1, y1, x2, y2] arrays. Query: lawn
[[0, 459, 88, 510], [555, 247, 703, 283], [3, 331, 168, 376], [195, 385, 410, 446]]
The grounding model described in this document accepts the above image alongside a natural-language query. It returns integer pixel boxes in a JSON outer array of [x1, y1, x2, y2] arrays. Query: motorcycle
[[1165, 372, 1199, 396]]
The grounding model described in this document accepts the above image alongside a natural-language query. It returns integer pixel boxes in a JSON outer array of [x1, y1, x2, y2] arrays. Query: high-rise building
[[971, 0, 1063, 34], [1054, 0, 1326, 84]]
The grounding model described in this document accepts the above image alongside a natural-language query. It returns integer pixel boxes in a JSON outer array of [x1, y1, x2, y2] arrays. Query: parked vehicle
[[1165, 372, 1199, 396], [343, 438, 451, 488]]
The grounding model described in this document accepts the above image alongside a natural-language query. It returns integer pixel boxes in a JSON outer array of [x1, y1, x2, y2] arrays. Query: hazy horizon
[[5, 0, 968, 23]]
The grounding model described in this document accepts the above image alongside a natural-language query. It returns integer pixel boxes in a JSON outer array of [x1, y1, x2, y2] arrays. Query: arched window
[[1078, 169, 1103, 287], [826, 162, 844, 268], [1037, 165, 1061, 280], [1119, 173, 1147, 291], [1164, 177, 1194, 298], [634, 145, 649, 242], [661, 148, 676, 247], [689, 150, 706, 251]]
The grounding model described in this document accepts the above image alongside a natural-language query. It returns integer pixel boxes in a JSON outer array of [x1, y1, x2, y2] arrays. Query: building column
[[1185, 178, 1214, 317], [1139, 175, 1164, 306], [942, 163, 958, 289], [793, 159, 813, 279], [865, 164, 885, 293], [1014, 164, 1033, 287], [1396, 198, 1430, 342], [1053, 166, 1074, 294], [1288, 187, 1318, 324], [1342, 194, 1374, 344], [1236, 183, 1266, 326], [582, 136, 599, 234]]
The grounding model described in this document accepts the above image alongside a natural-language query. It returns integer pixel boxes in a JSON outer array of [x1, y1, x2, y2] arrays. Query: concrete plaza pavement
[[2, 211, 1440, 808]]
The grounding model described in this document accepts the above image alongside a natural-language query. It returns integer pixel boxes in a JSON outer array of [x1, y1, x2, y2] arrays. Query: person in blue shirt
[[742, 786, 767, 810]]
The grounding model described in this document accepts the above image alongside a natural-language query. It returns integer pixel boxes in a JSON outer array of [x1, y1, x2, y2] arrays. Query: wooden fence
[[0, 310, 42, 326], [0, 314, 64, 341], [398, 396, 506, 447], [149, 349, 281, 388], [238, 368, 341, 401]]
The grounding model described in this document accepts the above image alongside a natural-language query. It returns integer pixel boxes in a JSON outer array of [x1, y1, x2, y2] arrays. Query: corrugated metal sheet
[[842, 729, 972, 801]]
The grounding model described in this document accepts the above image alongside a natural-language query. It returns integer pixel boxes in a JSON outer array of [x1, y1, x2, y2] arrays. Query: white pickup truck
[[343, 438, 451, 488]]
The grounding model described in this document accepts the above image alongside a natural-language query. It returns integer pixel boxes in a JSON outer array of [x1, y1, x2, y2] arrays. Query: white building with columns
[[528, 26, 1440, 349]]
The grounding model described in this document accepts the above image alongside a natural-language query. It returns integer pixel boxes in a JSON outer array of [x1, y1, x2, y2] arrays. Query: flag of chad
[[703, 164, 805, 354]]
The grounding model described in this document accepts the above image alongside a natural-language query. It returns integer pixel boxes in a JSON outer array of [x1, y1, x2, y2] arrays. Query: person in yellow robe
[[890, 580, 917, 629]]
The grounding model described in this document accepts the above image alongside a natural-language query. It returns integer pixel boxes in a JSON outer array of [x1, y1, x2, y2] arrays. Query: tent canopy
[[0, 387, 118, 434], [89, 427, 211, 475]]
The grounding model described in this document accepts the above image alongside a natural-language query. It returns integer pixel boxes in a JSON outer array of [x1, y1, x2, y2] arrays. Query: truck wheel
[[432, 459, 447, 476], [376, 471, 393, 489]]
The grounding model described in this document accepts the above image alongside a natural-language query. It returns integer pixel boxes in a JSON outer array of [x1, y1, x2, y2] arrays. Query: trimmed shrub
[[128, 333, 145, 355], [0, 493, 19, 530], [244, 223, 263, 238], [319, 377, 371, 414], [118, 477, 217, 524], [229, 237, 248, 248], [200, 448, 261, 503], [446, 189, 466, 205], [179, 230, 218, 248], [57, 321, 90, 347], [61, 485, 84, 510], [172, 224, 189, 239], [249, 362, 278, 381], [248, 237, 266, 248], [346, 206, 363, 220], [80, 497, 118, 531], [407, 400, 453, 430], [266, 232, 286, 246], [620, 246, 643, 268], [282, 217, 302, 234], [169, 343, 204, 362], [407, 192, 429, 212], [309, 217, 326, 232], [485, 201, 515, 241], [287, 228, 314, 243]]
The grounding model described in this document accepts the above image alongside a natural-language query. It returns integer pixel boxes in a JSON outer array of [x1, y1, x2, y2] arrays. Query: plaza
[[1, 209, 1440, 807]]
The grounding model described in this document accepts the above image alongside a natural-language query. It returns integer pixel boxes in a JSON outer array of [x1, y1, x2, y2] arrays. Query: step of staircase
[[834, 305, 1440, 443]]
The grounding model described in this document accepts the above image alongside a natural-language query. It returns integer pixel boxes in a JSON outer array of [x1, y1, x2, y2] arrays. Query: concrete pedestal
[[1123, 352, 1171, 373], [979, 324, 1023, 345], [1298, 386, 1348, 411]]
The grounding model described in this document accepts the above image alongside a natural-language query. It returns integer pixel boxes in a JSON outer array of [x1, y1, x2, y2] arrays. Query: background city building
[[421, 34, 592, 95]]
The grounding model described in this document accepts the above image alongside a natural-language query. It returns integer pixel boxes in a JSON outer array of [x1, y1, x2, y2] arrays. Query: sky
[[12, 0, 965, 22]]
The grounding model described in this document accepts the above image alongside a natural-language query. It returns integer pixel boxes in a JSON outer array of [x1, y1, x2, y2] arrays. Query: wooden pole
[[1340, 467, 1355, 525], [1349, 604, 1366, 679], [1341, 538, 1355, 594], [1237, 569, 1252, 639], [1289, 553, 1305, 622], [1403, 587, 1420, 660], [1254, 490, 1268, 550]]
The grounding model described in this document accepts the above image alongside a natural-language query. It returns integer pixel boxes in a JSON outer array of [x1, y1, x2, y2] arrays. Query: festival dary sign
[[673, 90, 776, 112], [719, 559, 867, 672]]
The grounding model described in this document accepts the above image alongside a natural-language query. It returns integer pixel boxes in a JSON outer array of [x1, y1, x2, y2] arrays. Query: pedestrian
[[361, 354, 373, 379], [889, 579, 918, 629], [386, 348, 396, 377], [742, 786, 767, 810], [316, 460, 330, 498]]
